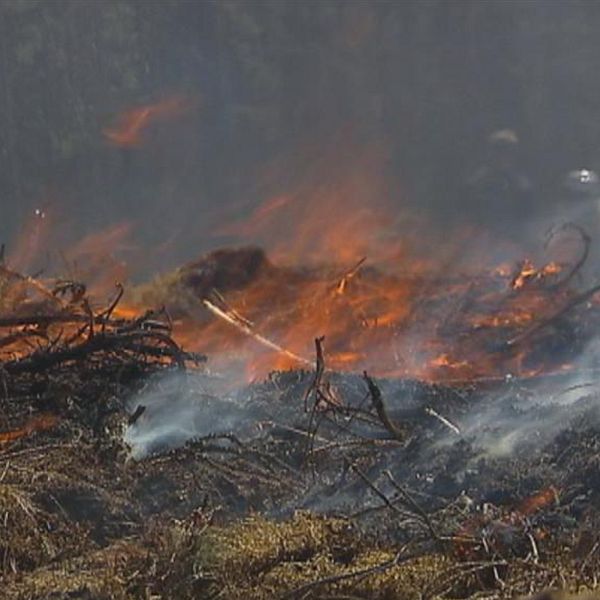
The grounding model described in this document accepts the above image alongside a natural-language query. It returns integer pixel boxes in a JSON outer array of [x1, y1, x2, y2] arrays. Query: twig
[[99, 283, 124, 328], [280, 549, 411, 599], [0, 330, 47, 349], [82, 298, 95, 340], [203, 298, 311, 367], [335, 257, 366, 295], [363, 372, 404, 441], [303, 337, 341, 411], [526, 532, 539, 562], [383, 469, 442, 543], [425, 406, 461, 435], [3, 329, 202, 374], [581, 540, 599, 572], [422, 560, 510, 600], [350, 463, 410, 518], [259, 420, 330, 445], [0, 265, 67, 309], [507, 280, 600, 347], [545, 222, 590, 289], [304, 336, 327, 411]]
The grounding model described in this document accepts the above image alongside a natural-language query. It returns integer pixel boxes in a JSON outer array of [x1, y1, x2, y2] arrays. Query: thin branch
[[203, 298, 312, 367], [383, 469, 441, 544], [363, 371, 404, 441], [280, 549, 412, 599], [507, 280, 600, 348]]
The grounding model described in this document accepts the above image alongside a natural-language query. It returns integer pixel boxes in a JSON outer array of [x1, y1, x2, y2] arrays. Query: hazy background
[[1, 0, 600, 276]]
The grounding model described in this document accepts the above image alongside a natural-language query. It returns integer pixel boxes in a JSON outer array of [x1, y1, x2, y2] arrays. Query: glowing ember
[[517, 486, 559, 516], [511, 259, 562, 290], [0, 414, 59, 446]]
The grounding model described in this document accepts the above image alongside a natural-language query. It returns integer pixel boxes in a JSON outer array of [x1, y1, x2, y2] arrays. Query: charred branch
[[363, 371, 405, 442]]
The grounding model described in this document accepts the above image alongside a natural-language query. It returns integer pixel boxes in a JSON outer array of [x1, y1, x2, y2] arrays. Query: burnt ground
[[1, 360, 600, 599]]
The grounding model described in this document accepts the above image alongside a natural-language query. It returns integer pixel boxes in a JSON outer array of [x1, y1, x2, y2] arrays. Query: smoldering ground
[[124, 350, 600, 517]]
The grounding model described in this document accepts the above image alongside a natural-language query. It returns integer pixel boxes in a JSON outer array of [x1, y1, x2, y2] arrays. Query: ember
[[0, 414, 59, 446], [518, 486, 560, 516]]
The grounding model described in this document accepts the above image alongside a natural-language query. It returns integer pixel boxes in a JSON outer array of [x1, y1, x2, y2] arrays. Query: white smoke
[[427, 339, 600, 464], [124, 372, 260, 459]]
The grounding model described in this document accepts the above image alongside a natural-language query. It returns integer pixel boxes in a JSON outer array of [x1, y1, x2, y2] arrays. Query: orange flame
[[103, 96, 190, 147], [143, 139, 577, 384], [512, 259, 561, 290], [63, 222, 132, 298], [217, 195, 295, 238], [2, 134, 582, 387], [0, 414, 59, 446]]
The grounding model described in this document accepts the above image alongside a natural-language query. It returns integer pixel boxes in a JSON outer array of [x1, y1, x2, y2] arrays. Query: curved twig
[[545, 222, 591, 289]]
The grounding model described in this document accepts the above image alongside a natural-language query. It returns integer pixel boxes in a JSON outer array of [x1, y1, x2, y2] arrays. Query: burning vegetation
[[6, 1, 600, 598], [2, 191, 600, 599]]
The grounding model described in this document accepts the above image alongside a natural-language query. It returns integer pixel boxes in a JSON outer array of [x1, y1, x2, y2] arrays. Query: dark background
[[0, 0, 599, 274]]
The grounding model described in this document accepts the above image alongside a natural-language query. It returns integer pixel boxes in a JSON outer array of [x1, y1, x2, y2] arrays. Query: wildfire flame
[[121, 138, 584, 383], [157, 236, 573, 383], [103, 96, 190, 147], [2, 137, 591, 385]]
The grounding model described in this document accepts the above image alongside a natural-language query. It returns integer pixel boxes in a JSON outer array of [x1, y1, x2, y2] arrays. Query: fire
[[217, 195, 295, 238], [1, 137, 590, 385], [63, 222, 132, 299], [155, 240, 573, 384], [1, 204, 580, 385], [0, 414, 59, 446], [511, 259, 562, 290], [103, 96, 190, 147], [454, 486, 560, 561], [118, 139, 584, 384], [430, 354, 470, 370], [0, 219, 140, 363]]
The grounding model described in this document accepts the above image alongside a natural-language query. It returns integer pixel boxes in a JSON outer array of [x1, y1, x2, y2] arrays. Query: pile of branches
[[0, 264, 204, 431]]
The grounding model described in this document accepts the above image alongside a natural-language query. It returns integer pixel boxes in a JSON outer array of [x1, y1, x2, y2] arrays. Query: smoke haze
[[2, 1, 600, 277]]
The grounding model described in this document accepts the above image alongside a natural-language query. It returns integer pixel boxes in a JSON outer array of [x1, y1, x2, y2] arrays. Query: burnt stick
[[363, 371, 404, 441]]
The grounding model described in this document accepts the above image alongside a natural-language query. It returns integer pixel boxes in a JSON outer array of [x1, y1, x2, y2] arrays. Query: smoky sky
[[1, 0, 600, 276]]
